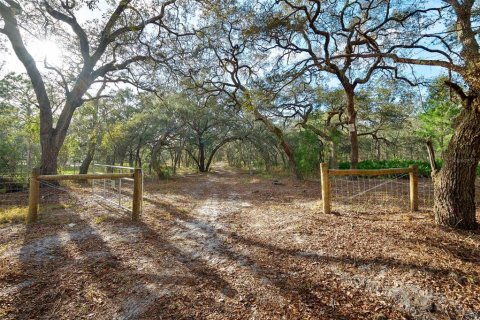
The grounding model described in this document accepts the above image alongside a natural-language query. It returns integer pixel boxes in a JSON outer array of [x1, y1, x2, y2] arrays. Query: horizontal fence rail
[[320, 163, 419, 215], [37, 173, 134, 181], [328, 168, 416, 176], [27, 168, 143, 223], [92, 164, 137, 170], [91, 164, 139, 214]]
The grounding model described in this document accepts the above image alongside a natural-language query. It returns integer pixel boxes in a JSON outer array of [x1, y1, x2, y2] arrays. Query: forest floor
[[0, 165, 479, 319]]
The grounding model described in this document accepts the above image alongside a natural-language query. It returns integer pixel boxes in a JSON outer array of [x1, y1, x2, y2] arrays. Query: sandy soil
[[0, 166, 479, 319]]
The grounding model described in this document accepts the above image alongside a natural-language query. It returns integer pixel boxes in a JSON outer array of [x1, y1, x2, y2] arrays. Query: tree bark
[[345, 90, 359, 169], [79, 139, 96, 174], [128, 150, 134, 167], [198, 140, 206, 172], [39, 135, 60, 175], [376, 140, 381, 161], [205, 137, 241, 172], [433, 103, 480, 229], [79, 109, 100, 174], [253, 109, 301, 179], [329, 140, 338, 169]]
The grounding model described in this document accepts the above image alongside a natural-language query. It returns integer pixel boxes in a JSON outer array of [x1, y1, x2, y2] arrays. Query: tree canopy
[[1, 0, 480, 229]]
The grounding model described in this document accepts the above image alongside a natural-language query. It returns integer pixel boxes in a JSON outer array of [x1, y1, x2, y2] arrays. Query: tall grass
[[0, 206, 27, 224]]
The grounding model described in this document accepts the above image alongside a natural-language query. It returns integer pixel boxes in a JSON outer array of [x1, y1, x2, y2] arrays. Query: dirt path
[[1, 167, 479, 319]]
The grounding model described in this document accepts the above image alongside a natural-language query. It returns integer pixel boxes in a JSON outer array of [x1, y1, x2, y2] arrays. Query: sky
[[0, 0, 451, 98], [1, 0, 110, 73]]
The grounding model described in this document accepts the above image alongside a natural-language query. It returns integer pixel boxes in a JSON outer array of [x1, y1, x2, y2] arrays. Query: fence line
[[93, 164, 136, 170], [91, 164, 141, 214], [320, 163, 419, 214], [27, 168, 143, 223]]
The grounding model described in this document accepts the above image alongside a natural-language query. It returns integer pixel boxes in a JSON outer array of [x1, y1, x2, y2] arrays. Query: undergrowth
[[339, 159, 480, 177], [0, 206, 27, 224]]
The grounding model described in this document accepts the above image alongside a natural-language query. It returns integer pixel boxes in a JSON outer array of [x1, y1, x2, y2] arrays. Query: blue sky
[[0, 0, 457, 99]]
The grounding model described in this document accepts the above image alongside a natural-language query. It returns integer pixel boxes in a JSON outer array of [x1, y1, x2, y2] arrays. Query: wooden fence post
[[409, 165, 419, 212], [27, 168, 40, 223], [132, 168, 143, 221], [320, 163, 331, 214]]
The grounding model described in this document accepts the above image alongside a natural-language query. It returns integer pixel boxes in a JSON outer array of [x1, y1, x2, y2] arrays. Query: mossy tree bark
[[433, 96, 480, 229]]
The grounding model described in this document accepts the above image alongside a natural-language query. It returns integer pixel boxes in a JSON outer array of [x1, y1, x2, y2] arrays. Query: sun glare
[[28, 39, 63, 66]]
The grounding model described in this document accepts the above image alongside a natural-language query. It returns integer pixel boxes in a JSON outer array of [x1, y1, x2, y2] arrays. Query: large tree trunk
[[128, 150, 134, 167], [253, 109, 301, 179], [433, 105, 480, 229], [39, 99, 81, 175], [40, 129, 77, 175], [79, 134, 97, 174], [205, 137, 241, 172], [173, 148, 181, 174], [329, 140, 338, 169], [376, 140, 381, 161], [40, 133, 60, 175], [345, 90, 359, 169], [79, 144, 95, 174], [198, 140, 206, 172]]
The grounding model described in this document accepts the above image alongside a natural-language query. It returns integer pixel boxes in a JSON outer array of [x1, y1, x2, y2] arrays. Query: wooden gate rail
[[27, 168, 143, 223], [320, 163, 418, 214], [36, 173, 134, 181]]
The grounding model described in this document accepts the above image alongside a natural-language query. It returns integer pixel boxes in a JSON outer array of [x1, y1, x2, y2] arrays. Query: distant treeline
[[339, 159, 480, 177]]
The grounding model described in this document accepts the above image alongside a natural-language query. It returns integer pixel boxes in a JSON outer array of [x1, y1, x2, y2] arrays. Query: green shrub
[[292, 130, 321, 178], [337, 159, 480, 177], [156, 166, 174, 179]]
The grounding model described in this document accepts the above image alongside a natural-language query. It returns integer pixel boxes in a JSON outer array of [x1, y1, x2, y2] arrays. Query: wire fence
[[37, 180, 79, 213], [58, 162, 82, 175], [330, 174, 431, 214], [330, 175, 479, 214], [0, 164, 141, 220], [1, 164, 478, 219], [0, 168, 29, 210], [90, 164, 139, 213]]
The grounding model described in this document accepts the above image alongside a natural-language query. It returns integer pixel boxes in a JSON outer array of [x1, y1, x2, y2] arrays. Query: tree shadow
[[5, 197, 240, 319], [6, 175, 478, 319], [370, 224, 480, 265], [142, 196, 411, 318], [144, 171, 321, 205], [150, 193, 480, 276]]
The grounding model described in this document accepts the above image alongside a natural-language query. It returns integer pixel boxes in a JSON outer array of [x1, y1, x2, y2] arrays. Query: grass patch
[[92, 215, 108, 224], [257, 167, 292, 180], [40, 203, 72, 213], [0, 206, 27, 224], [0, 243, 8, 255]]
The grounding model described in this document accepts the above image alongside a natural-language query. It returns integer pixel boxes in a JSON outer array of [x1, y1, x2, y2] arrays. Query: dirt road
[[1, 167, 479, 319]]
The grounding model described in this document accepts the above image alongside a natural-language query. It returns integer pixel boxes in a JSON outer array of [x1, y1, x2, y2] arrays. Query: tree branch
[[44, 1, 91, 63]]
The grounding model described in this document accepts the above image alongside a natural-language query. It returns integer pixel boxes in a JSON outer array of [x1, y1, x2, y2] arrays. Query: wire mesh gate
[[90, 164, 141, 213], [320, 163, 425, 214], [27, 167, 143, 223]]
